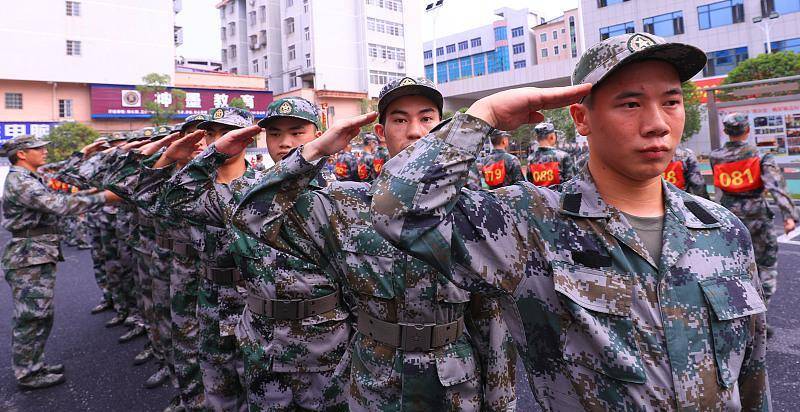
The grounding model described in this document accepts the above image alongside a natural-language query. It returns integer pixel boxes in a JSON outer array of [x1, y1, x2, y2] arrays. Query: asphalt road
[[1, 220, 799, 411]]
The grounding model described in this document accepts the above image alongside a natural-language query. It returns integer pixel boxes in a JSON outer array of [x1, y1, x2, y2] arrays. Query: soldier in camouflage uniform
[[664, 146, 709, 199], [357, 135, 379, 182], [234, 78, 513, 411], [479, 130, 525, 189], [374, 133, 390, 176], [370, 33, 771, 410], [1, 135, 115, 389], [333, 144, 359, 182], [527, 122, 577, 188], [710, 113, 797, 313]]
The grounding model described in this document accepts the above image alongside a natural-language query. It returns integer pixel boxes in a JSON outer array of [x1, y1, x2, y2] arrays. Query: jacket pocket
[[552, 261, 646, 384], [339, 226, 398, 299], [699, 276, 766, 388]]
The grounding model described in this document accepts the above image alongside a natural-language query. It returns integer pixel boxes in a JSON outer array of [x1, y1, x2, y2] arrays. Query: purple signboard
[[90, 84, 273, 119]]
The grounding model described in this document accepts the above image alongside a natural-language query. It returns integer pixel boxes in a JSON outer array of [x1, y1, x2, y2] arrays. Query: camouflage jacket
[[333, 151, 359, 182], [167, 146, 350, 372], [665, 147, 709, 199], [375, 146, 390, 175], [357, 151, 377, 182], [480, 149, 525, 189], [709, 141, 798, 221], [2, 166, 105, 269], [526, 146, 577, 188], [370, 113, 771, 411]]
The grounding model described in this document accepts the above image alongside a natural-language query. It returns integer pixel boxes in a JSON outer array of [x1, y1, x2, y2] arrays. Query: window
[[562, 28, 566, 33], [512, 43, 525, 54], [287, 0, 293, 7], [306, 53, 311, 67], [66, 1, 81, 16], [304, 0, 309, 12], [643, 11, 684, 36], [698, 0, 744, 30], [473, 53, 486, 76], [552, 30, 558, 40], [58, 99, 73, 118], [229, 22, 236, 36], [231, 67, 237, 74], [221, 49, 227, 61], [514, 60, 526, 69], [286, 17, 295, 34], [288, 45, 296, 60], [249, 34, 258, 48], [5, 93, 23, 109], [366, 17, 404, 36], [425, 64, 433, 81], [447, 59, 459, 81], [704, 46, 748, 76], [249, 11, 256, 25], [304, 27, 310, 41], [458, 41, 468, 51], [289, 71, 297, 88], [460, 56, 472, 77], [554, 45, 559, 55], [263, 55, 268, 69], [259, 5, 266, 22], [259, 30, 267, 45], [770, 37, 800, 53], [66, 40, 81, 56], [424, 50, 433, 59], [366, 0, 403, 12], [220, 27, 226, 40], [252, 59, 259, 73], [487, 46, 509, 73], [540, 33, 547, 42], [569, 16, 577, 58], [762, 0, 800, 15], [369, 70, 404, 85], [220, 6, 225, 19], [470, 37, 481, 47], [230, 44, 236, 58], [228, 3, 233, 13], [494, 26, 507, 41], [369, 44, 406, 61], [598, 0, 628, 7], [599, 21, 634, 40], [436, 47, 444, 56], [511, 26, 524, 37], [446, 44, 455, 53], [541, 48, 548, 57], [436, 63, 448, 83]]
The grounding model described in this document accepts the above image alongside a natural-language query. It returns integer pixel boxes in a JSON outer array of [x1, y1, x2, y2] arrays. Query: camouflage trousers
[[135, 238, 160, 363], [198, 278, 246, 412], [4, 263, 56, 381], [89, 229, 111, 303], [100, 221, 134, 315], [466, 296, 517, 411], [171, 254, 204, 409], [239, 338, 349, 411], [151, 243, 175, 376], [742, 214, 779, 304]]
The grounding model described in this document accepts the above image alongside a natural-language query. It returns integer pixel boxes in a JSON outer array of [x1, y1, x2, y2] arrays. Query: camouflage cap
[[722, 112, 749, 135], [377, 77, 443, 124], [152, 125, 173, 139], [572, 32, 706, 90], [140, 127, 156, 140], [363, 134, 379, 145], [534, 122, 556, 137], [178, 113, 210, 132], [0, 134, 50, 157], [197, 107, 254, 130], [107, 132, 128, 143], [257, 97, 321, 129]]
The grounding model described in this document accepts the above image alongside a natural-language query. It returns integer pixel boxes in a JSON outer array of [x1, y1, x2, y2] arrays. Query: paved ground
[[1, 217, 799, 411]]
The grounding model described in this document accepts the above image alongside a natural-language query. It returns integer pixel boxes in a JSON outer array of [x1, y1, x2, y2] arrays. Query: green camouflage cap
[[152, 125, 173, 138], [140, 127, 156, 140], [363, 134, 379, 145], [534, 122, 555, 137], [178, 113, 210, 132], [197, 107, 254, 130], [377, 77, 443, 124], [0, 134, 50, 157], [572, 33, 706, 90], [107, 132, 128, 143], [257, 97, 321, 129], [722, 112, 749, 135]]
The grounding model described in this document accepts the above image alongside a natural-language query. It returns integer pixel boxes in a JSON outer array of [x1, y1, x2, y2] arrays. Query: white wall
[[0, 0, 175, 85]]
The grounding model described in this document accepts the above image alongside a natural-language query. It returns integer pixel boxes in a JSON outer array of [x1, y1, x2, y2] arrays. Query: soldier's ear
[[570, 104, 591, 136], [374, 123, 385, 140]]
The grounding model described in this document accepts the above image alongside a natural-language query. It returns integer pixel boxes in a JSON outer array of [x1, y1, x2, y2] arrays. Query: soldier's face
[[375, 95, 440, 157], [570, 60, 684, 181], [20, 147, 48, 167], [264, 117, 321, 162]]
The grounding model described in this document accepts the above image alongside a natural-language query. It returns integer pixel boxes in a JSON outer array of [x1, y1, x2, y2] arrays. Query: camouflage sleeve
[[561, 152, 577, 183], [8, 172, 105, 216], [371, 113, 538, 295], [684, 151, 710, 200], [465, 163, 483, 191], [160, 146, 228, 227], [52, 152, 91, 189], [508, 156, 525, 184], [76, 151, 112, 189], [761, 154, 798, 221], [232, 148, 335, 268], [102, 151, 146, 202], [135, 149, 175, 212]]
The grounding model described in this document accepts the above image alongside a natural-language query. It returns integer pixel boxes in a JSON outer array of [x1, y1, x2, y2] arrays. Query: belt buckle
[[272, 300, 302, 320], [399, 323, 434, 352]]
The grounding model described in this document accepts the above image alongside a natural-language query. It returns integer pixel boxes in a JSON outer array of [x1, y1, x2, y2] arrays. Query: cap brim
[[257, 114, 318, 129], [180, 119, 204, 131], [593, 43, 707, 90], [28, 141, 51, 149], [379, 85, 444, 122], [197, 120, 244, 130]]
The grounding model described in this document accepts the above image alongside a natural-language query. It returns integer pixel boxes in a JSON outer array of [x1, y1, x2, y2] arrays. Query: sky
[[176, 0, 580, 61]]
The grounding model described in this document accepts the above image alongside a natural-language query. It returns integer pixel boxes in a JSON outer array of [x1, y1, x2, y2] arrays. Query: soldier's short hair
[[490, 130, 510, 146]]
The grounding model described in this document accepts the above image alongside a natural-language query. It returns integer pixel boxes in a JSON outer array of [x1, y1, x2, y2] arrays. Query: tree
[[723, 51, 800, 84], [228, 97, 248, 109], [45, 122, 99, 163], [540, 107, 576, 143], [682, 80, 704, 142], [136, 73, 186, 126]]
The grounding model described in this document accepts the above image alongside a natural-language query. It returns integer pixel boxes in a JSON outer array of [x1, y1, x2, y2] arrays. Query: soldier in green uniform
[[480, 130, 525, 189], [709, 113, 797, 320], [370, 33, 771, 410], [357, 135, 379, 182], [664, 146, 709, 199], [1, 135, 117, 389], [527, 122, 577, 188]]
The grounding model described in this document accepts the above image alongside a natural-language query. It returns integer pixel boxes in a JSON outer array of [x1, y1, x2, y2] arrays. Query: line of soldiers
[[1, 31, 786, 411]]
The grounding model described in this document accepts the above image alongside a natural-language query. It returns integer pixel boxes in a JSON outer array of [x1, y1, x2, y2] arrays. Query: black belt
[[155, 235, 173, 250], [202, 266, 242, 285], [11, 226, 60, 238], [247, 290, 340, 320], [356, 311, 465, 352], [172, 240, 197, 259]]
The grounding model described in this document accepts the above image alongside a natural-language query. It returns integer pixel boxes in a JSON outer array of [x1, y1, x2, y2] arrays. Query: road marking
[[777, 227, 800, 246]]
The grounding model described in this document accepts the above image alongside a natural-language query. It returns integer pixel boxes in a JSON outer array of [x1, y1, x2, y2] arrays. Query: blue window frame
[[598, 0, 628, 7], [436, 63, 447, 83], [470, 37, 481, 47], [487, 46, 509, 73], [513, 60, 526, 69], [473, 54, 486, 76], [643, 11, 684, 37], [704, 46, 748, 77], [512, 43, 525, 54], [599, 21, 634, 40], [698, 0, 744, 30], [770, 37, 800, 53], [447, 59, 459, 81], [770, 0, 800, 15], [424, 65, 433, 81], [494, 26, 507, 41], [511, 26, 524, 37], [460, 57, 472, 77], [423, 50, 432, 59]]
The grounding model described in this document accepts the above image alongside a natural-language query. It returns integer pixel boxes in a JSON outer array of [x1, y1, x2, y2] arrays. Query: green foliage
[[540, 107, 576, 143], [359, 98, 377, 135], [136, 73, 186, 126], [682, 81, 704, 142], [228, 97, 248, 109], [723, 51, 800, 84], [45, 123, 99, 163]]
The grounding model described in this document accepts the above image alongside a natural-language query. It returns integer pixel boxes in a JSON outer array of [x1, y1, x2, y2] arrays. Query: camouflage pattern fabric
[[374, 146, 390, 176], [232, 148, 483, 411], [526, 146, 577, 188], [709, 141, 799, 304], [151, 227, 175, 376], [369, 112, 771, 411], [333, 151, 359, 182], [357, 151, 377, 182], [667, 147, 710, 199], [480, 149, 525, 189]]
